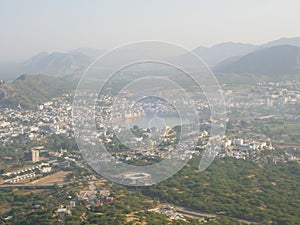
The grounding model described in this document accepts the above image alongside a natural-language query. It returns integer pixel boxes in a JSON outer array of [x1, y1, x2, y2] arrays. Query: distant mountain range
[[1, 38, 300, 107], [0, 48, 105, 80], [192, 42, 258, 66], [1, 37, 300, 80], [23, 51, 92, 77], [262, 37, 300, 48], [213, 45, 300, 76], [193, 37, 300, 66]]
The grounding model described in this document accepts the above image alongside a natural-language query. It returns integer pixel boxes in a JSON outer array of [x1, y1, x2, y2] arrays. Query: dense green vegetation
[[0, 185, 245, 225], [2, 156, 299, 224], [0, 74, 77, 108], [259, 119, 300, 145], [0, 187, 71, 225], [142, 158, 300, 224]]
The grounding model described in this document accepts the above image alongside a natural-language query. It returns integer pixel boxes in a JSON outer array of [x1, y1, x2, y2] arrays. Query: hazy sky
[[1, 0, 300, 61]]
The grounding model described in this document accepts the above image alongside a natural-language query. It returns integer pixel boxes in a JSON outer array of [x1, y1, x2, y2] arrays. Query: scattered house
[[57, 206, 71, 218], [39, 166, 52, 174]]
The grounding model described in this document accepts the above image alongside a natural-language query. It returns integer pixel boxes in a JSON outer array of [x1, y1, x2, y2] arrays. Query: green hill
[[0, 74, 77, 108]]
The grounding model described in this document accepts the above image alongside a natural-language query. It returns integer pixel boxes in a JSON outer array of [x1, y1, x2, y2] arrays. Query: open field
[[0, 203, 11, 215], [30, 171, 71, 185]]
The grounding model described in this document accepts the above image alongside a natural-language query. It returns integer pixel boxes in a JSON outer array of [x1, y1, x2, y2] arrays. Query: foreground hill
[[0, 74, 77, 108], [213, 45, 300, 76]]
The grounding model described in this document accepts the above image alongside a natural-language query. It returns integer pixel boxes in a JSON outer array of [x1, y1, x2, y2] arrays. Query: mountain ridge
[[1, 37, 300, 80], [213, 45, 300, 76], [192, 42, 258, 66]]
